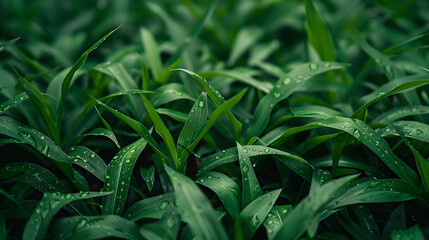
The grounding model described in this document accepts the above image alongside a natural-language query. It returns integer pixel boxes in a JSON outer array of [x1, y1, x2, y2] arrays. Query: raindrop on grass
[[242, 165, 249, 173], [159, 201, 169, 210], [198, 101, 205, 108], [274, 92, 281, 98], [283, 77, 291, 85], [309, 63, 318, 71]]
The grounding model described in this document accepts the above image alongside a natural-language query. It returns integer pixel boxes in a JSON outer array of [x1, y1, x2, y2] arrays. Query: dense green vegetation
[[1, 0, 429, 239]]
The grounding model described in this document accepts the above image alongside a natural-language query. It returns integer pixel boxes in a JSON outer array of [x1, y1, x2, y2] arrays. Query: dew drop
[[309, 63, 318, 71], [353, 130, 361, 139], [198, 101, 205, 108], [159, 201, 169, 210], [242, 165, 249, 173], [283, 77, 291, 85], [274, 92, 281, 98]]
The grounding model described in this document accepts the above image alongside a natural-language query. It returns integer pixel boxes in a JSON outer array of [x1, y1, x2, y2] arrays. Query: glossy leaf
[[124, 193, 175, 221], [69, 146, 108, 182], [197, 171, 241, 219], [102, 137, 148, 215], [23, 191, 111, 240], [140, 165, 155, 191], [237, 142, 262, 208], [164, 166, 228, 240], [233, 189, 282, 239]]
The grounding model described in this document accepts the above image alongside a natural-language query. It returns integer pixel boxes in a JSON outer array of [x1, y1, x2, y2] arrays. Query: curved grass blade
[[177, 92, 208, 165], [59, 26, 120, 126], [167, 0, 217, 65], [228, 27, 264, 66], [391, 225, 425, 240], [172, 68, 243, 144], [274, 174, 358, 240], [246, 62, 347, 140], [198, 145, 307, 177], [140, 165, 155, 191], [50, 215, 142, 240], [69, 146, 108, 182], [392, 126, 429, 191], [102, 137, 148, 215], [103, 63, 144, 119], [124, 193, 175, 221], [156, 108, 187, 122], [0, 92, 28, 114], [272, 116, 419, 185], [354, 74, 429, 120], [23, 191, 111, 240], [382, 204, 405, 239], [164, 166, 228, 240], [233, 189, 282, 239], [0, 162, 72, 193], [95, 99, 169, 165], [200, 70, 273, 93], [197, 171, 241, 219], [264, 205, 292, 240], [11, 66, 60, 144], [371, 105, 429, 124], [312, 156, 377, 174], [84, 127, 120, 148], [97, 89, 154, 102], [0, 116, 87, 191], [179, 88, 247, 171], [237, 142, 262, 207], [0, 37, 20, 52], [140, 94, 178, 168], [140, 206, 181, 240], [377, 121, 429, 143], [305, 0, 336, 63], [326, 179, 420, 210], [141, 27, 163, 81], [150, 83, 195, 107]]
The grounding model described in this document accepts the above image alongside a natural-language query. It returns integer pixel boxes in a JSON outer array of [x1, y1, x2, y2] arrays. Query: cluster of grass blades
[[1, 0, 429, 239]]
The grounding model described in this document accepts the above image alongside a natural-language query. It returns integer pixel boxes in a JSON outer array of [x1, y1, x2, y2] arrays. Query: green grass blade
[[140, 165, 155, 191], [391, 225, 425, 240], [305, 0, 336, 62], [0, 162, 73, 193], [233, 189, 282, 239], [164, 166, 228, 240], [84, 127, 121, 148], [237, 142, 262, 208], [393, 127, 429, 191], [274, 174, 358, 240], [177, 92, 208, 165], [69, 146, 108, 182], [263, 205, 292, 240], [141, 94, 178, 168], [124, 193, 175, 221], [198, 145, 308, 177], [382, 204, 405, 239], [140, 206, 181, 240], [326, 179, 419, 210], [156, 108, 188, 122], [0, 116, 88, 191], [179, 88, 247, 170], [377, 121, 429, 143], [23, 191, 111, 240], [11, 66, 60, 144], [0, 92, 28, 114], [172, 68, 244, 143], [150, 83, 195, 107], [141, 27, 163, 81], [246, 62, 346, 140], [200, 70, 273, 93], [59, 26, 120, 126], [371, 105, 429, 124], [228, 27, 264, 66], [354, 74, 429, 120], [95, 99, 169, 165], [0, 37, 20, 52], [102, 137, 148, 215], [197, 171, 241, 219], [50, 215, 143, 240]]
